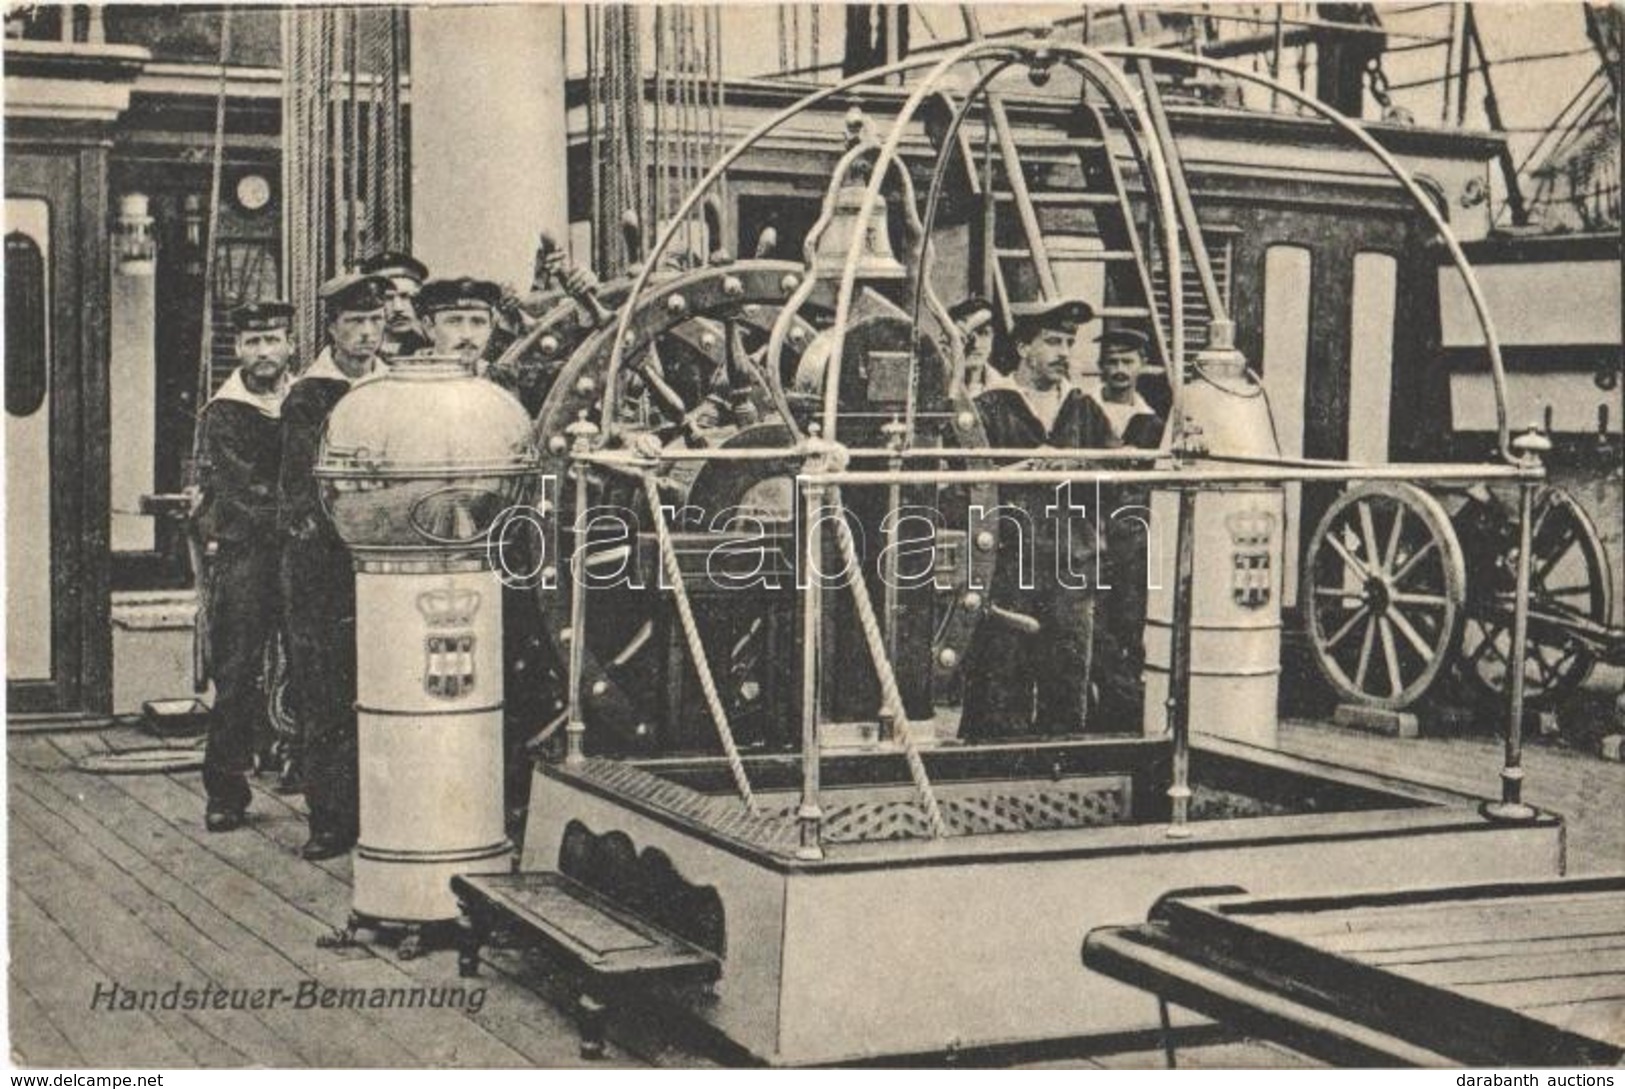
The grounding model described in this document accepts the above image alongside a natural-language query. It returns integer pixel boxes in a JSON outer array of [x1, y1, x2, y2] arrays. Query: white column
[[1348, 252, 1398, 465], [109, 194, 158, 554], [1262, 244, 1311, 607], [410, 5, 569, 286]]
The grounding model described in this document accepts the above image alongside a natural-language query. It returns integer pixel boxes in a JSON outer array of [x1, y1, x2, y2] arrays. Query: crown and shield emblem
[[418, 583, 482, 698], [1226, 509, 1276, 609]]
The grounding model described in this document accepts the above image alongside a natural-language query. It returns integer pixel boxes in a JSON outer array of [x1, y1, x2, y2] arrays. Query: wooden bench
[[1082, 877, 1625, 1067], [451, 872, 721, 1059]]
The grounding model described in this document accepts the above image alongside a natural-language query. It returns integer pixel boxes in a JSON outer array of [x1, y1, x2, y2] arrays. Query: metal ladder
[[927, 6, 1246, 371], [928, 10, 1173, 368]]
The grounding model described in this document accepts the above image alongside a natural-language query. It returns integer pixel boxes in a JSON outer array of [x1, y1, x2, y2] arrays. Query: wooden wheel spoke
[[643, 343, 674, 406], [1547, 642, 1581, 679], [1383, 502, 1407, 573], [1324, 605, 1372, 652], [1531, 496, 1567, 545], [1467, 622, 1507, 668], [1326, 533, 1371, 582], [1458, 480, 1602, 700], [1357, 500, 1383, 575], [635, 342, 692, 423], [1390, 590, 1449, 608], [1378, 617, 1404, 698], [1389, 537, 1440, 587], [1529, 499, 1555, 544], [1354, 616, 1377, 691], [609, 620, 656, 668], [1529, 644, 1558, 689], [1387, 607, 1437, 664], [726, 319, 755, 375], [1534, 527, 1579, 583], [1313, 586, 1366, 601]]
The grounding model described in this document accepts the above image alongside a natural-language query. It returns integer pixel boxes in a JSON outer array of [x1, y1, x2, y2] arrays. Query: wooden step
[[1096, 306, 1154, 319], [454, 872, 719, 984], [995, 191, 1122, 206], [1015, 135, 1107, 150], [996, 247, 1137, 263], [453, 871, 721, 1058]]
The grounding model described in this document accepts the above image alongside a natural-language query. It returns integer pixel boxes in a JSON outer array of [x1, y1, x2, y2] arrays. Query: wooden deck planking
[[1248, 889, 1625, 939], [8, 970, 86, 1065], [1085, 1039, 1325, 1070], [1279, 720, 1625, 875], [1523, 998, 1625, 1046], [122, 732, 698, 1067], [8, 882, 197, 1067], [1385, 945, 1625, 988], [12, 729, 634, 1068], [1451, 972, 1625, 1015], [19, 718, 1621, 1068], [9, 814, 261, 1065], [11, 768, 335, 1066], [57, 743, 538, 1068], [17, 734, 499, 1066], [114, 746, 609, 1068], [12, 741, 411, 1067], [1271, 910, 1625, 957], [1368, 932, 1625, 968]]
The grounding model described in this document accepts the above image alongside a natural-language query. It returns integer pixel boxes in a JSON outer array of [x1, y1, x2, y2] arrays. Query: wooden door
[[6, 149, 112, 716]]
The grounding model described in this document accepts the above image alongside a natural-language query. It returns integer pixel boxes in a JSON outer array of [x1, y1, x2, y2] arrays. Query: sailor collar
[[297, 346, 385, 387], [209, 368, 288, 419]]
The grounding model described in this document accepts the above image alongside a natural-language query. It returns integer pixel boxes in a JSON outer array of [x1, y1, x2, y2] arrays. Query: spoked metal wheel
[[1304, 481, 1467, 710], [530, 267, 992, 754], [489, 282, 636, 416], [1454, 485, 1614, 710], [529, 262, 828, 755]]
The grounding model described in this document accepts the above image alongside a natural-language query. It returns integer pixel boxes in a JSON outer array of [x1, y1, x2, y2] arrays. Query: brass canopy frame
[[563, 37, 1534, 856]]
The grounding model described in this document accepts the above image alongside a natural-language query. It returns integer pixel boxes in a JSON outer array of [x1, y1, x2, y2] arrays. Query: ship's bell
[[811, 183, 906, 281]]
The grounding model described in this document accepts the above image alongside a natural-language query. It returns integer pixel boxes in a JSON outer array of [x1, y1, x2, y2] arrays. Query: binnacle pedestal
[[315, 353, 538, 955]]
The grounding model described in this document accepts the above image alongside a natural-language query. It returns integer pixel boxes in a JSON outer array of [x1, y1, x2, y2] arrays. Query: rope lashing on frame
[[826, 484, 948, 838], [641, 474, 757, 813]]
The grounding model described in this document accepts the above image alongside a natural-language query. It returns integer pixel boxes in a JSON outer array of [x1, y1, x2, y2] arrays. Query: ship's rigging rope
[[587, 6, 644, 274], [282, 8, 409, 364], [192, 7, 231, 437], [646, 7, 727, 269]]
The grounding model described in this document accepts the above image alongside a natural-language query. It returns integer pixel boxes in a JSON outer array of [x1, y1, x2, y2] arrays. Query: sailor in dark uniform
[[960, 299, 1118, 741], [1084, 325, 1166, 731], [196, 301, 294, 832], [1087, 326, 1164, 448], [358, 250, 430, 359], [418, 275, 503, 373], [948, 294, 995, 395], [279, 272, 388, 861]]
